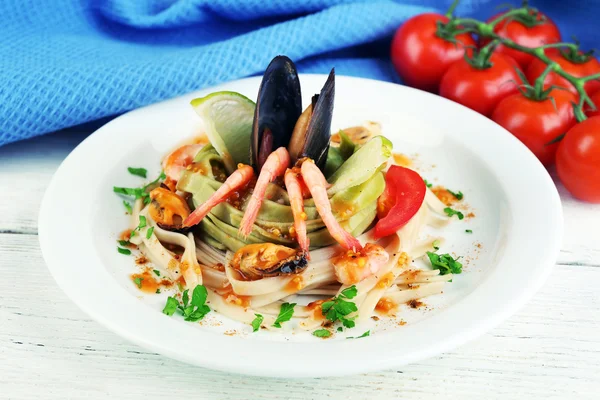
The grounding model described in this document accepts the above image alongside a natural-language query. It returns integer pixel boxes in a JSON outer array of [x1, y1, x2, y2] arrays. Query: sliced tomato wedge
[[374, 166, 426, 238]]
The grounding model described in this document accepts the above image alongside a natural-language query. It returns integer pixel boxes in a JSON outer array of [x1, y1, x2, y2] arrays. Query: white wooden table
[[1, 130, 599, 400]]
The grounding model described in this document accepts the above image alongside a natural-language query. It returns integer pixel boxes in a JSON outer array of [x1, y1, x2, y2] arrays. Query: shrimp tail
[[284, 168, 310, 258], [183, 164, 254, 228]]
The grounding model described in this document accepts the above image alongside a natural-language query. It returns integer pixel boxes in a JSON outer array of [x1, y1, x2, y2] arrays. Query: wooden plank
[[1, 234, 598, 399]]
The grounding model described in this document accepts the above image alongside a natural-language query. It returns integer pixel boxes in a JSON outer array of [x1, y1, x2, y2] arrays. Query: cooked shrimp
[[183, 164, 254, 227], [239, 147, 290, 237], [284, 168, 310, 257], [332, 243, 389, 285], [162, 144, 203, 182], [300, 159, 363, 252]]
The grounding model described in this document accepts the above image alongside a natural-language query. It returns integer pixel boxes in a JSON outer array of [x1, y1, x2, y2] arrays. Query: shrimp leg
[[183, 164, 254, 228], [239, 147, 290, 237], [300, 160, 363, 252]]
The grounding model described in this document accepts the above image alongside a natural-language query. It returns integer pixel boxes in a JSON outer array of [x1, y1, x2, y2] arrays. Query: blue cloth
[[0, 0, 597, 147]]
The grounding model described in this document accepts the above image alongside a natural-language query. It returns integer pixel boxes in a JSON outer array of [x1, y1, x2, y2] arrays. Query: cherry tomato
[[439, 53, 521, 117], [584, 91, 600, 118], [556, 117, 600, 203], [492, 89, 577, 165], [391, 13, 476, 93], [374, 166, 426, 238], [527, 49, 600, 97], [482, 11, 561, 69]]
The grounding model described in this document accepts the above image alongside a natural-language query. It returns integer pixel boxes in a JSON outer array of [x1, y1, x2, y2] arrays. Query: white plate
[[39, 75, 562, 378]]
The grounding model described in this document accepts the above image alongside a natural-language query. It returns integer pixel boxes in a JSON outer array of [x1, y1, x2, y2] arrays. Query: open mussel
[[148, 187, 192, 233], [250, 56, 302, 172], [230, 243, 308, 280], [288, 69, 335, 170]]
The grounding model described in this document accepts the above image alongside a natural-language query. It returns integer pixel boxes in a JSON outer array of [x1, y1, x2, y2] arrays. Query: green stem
[[445, 0, 460, 18], [533, 64, 555, 97], [487, 7, 529, 29], [451, 16, 599, 117]]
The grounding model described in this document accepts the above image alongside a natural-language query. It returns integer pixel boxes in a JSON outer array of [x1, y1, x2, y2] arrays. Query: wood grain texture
[[1, 131, 599, 399]]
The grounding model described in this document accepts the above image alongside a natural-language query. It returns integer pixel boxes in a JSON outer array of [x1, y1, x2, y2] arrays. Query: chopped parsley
[[321, 285, 358, 328], [426, 252, 463, 275], [133, 277, 143, 288], [155, 289, 161, 294], [118, 240, 130, 247], [123, 200, 133, 214], [130, 215, 147, 238], [117, 247, 131, 255], [146, 226, 154, 239], [465, 229, 473, 234], [312, 329, 332, 338], [347, 330, 370, 339], [337, 327, 343, 332], [251, 314, 264, 332], [444, 207, 464, 220], [432, 240, 440, 251], [127, 167, 147, 178], [162, 297, 179, 316], [162, 285, 211, 322], [447, 189, 463, 200], [272, 302, 296, 328], [153, 269, 160, 277], [423, 179, 433, 188], [113, 171, 166, 205]]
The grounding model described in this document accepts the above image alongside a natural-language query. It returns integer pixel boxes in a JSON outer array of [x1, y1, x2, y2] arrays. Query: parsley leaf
[[251, 314, 264, 332], [321, 286, 359, 328], [426, 252, 463, 275], [133, 277, 143, 288], [146, 226, 154, 239], [113, 171, 165, 205], [118, 240, 130, 247], [337, 327, 343, 332], [128, 167, 147, 178], [191, 285, 208, 308], [340, 285, 357, 299], [123, 201, 133, 214], [347, 330, 370, 339], [130, 215, 148, 238], [423, 179, 433, 188], [162, 285, 211, 322], [313, 329, 332, 338], [447, 189, 463, 200], [113, 186, 146, 198], [273, 302, 296, 328], [162, 297, 179, 316], [153, 269, 160, 277], [117, 247, 131, 255], [182, 289, 189, 308], [444, 207, 464, 220], [465, 229, 473, 234]]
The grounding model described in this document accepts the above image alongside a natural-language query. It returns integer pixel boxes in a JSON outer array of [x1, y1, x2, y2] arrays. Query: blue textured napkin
[[1, 0, 597, 147]]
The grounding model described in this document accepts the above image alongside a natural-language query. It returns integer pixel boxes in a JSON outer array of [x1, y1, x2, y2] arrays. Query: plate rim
[[39, 74, 563, 378]]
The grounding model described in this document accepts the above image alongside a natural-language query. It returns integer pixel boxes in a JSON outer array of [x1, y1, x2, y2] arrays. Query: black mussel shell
[[250, 56, 302, 172], [288, 68, 334, 170]]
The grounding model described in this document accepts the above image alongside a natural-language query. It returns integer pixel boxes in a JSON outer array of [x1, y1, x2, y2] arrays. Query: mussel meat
[[230, 243, 307, 280], [250, 56, 302, 172], [148, 187, 192, 233], [288, 69, 335, 170]]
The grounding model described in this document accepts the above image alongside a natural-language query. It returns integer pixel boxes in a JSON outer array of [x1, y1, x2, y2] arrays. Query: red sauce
[[306, 299, 328, 320], [131, 270, 173, 293], [225, 178, 254, 209], [432, 187, 457, 206], [375, 297, 397, 315], [285, 276, 304, 292], [216, 286, 251, 309]]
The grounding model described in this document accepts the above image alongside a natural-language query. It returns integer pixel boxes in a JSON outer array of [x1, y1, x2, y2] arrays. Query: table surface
[[1, 129, 599, 400]]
